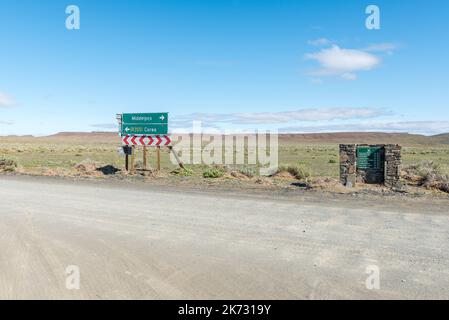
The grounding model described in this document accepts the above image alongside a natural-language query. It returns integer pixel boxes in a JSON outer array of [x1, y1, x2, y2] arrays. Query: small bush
[[171, 167, 194, 176], [329, 159, 337, 164], [403, 161, 443, 184], [403, 161, 449, 193], [434, 182, 449, 193], [238, 166, 257, 178], [0, 158, 17, 172], [278, 164, 311, 180], [203, 167, 225, 179], [134, 160, 144, 170], [73, 159, 101, 174]]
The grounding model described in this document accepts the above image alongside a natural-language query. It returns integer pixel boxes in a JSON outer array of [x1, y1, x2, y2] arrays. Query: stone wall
[[339, 144, 402, 188], [339, 144, 357, 187], [384, 144, 402, 187]]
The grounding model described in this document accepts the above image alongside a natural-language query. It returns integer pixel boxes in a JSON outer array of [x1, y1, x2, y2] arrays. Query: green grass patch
[[171, 167, 195, 176], [203, 167, 226, 179]]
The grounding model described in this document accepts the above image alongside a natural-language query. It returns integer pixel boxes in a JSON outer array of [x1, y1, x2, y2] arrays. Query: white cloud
[[234, 108, 385, 124], [90, 123, 118, 130], [280, 121, 449, 135], [306, 45, 381, 80], [173, 108, 387, 126], [341, 73, 357, 81], [0, 92, 18, 108], [307, 38, 333, 46]]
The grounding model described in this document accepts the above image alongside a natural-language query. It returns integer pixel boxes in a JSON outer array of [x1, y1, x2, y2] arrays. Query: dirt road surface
[[1, 175, 448, 299]]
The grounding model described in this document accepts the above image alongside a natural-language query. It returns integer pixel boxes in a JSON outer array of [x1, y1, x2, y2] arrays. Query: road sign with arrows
[[117, 112, 182, 172], [120, 113, 168, 136], [122, 135, 172, 146]]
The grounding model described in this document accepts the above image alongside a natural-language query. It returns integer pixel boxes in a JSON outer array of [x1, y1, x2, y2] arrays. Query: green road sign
[[120, 113, 168, 136], [357, 146, 384, 170]]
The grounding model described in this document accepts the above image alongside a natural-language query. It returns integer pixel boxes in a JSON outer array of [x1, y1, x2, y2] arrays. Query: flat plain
[[1, 132, 448, 178]]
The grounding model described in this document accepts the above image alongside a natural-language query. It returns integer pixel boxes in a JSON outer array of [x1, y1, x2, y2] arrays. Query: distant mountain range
[[1, 131, 449, 145], [279, 132, 449, 145]]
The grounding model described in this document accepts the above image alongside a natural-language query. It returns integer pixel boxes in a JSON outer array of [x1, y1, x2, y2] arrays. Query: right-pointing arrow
[[156, 135, 162, 146], [164, 135, 172, 146]]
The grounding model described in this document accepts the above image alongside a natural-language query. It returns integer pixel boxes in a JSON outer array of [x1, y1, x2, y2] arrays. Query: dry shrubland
[[403, 161, 449, 193], [0, 158, 17, 172]]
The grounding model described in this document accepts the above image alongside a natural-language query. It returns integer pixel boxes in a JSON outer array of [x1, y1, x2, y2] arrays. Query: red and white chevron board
[[122, 135, 172, 146]]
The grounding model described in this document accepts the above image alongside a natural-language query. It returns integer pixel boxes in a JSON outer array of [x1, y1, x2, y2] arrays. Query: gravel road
[[0, 175, 448, 299]]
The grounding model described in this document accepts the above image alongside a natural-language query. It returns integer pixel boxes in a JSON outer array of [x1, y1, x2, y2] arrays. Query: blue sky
[[0, 0, 448, 136]]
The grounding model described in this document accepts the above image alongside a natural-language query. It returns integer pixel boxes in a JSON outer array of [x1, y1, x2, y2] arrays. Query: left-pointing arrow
[[131, 136, 138, 145], [123, 136, 130, 145]]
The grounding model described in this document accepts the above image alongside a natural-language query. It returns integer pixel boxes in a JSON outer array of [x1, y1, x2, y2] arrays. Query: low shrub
[[403, 161, 449, 193], [238, 166, 257, 178], [171, 167, 195, 176], [403, 161, 443, 184], [203, 167, 225, 179], [278, 164, 311, 180], [73, 159, 100, 173], [0, 158, 17, 172]]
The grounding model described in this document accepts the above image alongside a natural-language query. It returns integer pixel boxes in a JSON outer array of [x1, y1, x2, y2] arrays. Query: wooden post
[[169, 146, 185, 169], [157, 146, 161, 171], [143, 146, 147, 170], [130, 146, 135, 173]]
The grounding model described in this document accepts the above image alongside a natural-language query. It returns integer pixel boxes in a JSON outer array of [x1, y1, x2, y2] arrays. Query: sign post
[[130, 146, 136, 173], [157, 147, 161, 171], [143, 146, 148, 170], [118, 112, 183, 172]]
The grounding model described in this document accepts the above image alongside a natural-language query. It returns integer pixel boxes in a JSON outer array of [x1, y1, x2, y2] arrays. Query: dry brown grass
[[402, 161, 449, 193], [1, 132, 449, 194]]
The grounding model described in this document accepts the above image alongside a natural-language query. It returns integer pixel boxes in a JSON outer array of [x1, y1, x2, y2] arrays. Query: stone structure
[[384, 144, 402, 187], [339, 144, 357, 187], [340, 144, 402, 188]]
